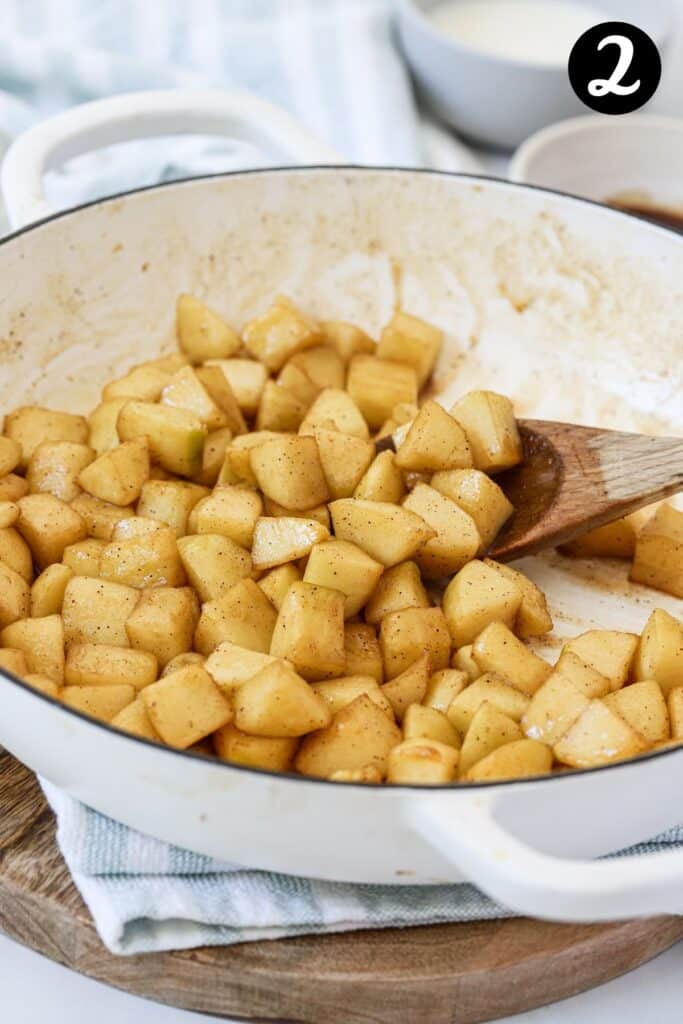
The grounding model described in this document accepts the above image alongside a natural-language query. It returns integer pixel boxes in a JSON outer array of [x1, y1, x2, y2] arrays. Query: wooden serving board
[[1, 749, 682, 1024]]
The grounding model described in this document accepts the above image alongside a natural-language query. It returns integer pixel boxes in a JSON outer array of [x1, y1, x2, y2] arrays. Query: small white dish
[[397, 0, 675, 150], [510, 113, 683, 218]]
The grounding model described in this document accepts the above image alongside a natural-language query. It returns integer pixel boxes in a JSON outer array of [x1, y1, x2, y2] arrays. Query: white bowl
[[397, 0, 674, 150], [510, 113, 683, 216]]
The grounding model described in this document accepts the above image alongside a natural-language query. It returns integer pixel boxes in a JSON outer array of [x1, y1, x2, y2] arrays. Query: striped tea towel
[[41, 781, 683, 955]]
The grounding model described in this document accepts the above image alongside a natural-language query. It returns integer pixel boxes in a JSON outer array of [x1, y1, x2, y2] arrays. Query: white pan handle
[[1, 88, 341, 230], [409, 791, 683, 921]]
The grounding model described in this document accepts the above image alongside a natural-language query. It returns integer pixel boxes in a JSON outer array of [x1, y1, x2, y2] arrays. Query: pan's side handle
[[1, 88, 340, 230], [407, 790, 683, 921]]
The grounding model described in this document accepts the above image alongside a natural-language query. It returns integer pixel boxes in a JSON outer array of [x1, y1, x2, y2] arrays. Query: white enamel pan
[[1, 90, 682, 923]]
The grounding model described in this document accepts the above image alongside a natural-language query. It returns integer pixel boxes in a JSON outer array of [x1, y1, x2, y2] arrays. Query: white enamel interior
[[0, 168, 682, 905]]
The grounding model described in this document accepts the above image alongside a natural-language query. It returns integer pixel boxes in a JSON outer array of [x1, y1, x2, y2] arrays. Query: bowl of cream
[[396, 0, 674, 149]]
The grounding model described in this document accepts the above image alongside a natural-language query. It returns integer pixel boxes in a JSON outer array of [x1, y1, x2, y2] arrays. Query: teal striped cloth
[[41, 781, 683, 955]]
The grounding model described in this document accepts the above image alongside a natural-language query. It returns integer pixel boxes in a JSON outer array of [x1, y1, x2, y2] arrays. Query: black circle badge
[[568, 22, 661, 115]]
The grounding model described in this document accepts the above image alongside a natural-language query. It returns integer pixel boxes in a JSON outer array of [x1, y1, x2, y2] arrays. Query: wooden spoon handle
[[490, 420, 683, 561]]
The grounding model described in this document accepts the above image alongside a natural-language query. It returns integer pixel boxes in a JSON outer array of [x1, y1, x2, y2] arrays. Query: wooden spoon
[[488, 420, 683, 562]]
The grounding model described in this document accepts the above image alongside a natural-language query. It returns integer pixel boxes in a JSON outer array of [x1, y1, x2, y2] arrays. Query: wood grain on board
[[1, 749, 681, 1024]]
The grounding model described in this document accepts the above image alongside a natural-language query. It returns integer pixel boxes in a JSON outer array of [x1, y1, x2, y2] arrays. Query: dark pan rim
[[1, 163, 681, 793]]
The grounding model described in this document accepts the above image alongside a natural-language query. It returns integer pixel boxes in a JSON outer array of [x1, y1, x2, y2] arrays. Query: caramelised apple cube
[[423, 668, 468, 713], [403, 703, 460, 748], [319, 320, 375, 363], [387, 737, 459, 784], [78, 438, 149, 506], [377, 311, 443, 387], [0, 648, 29, 677], [288, 346, 346, 392], [65, 643, 158, 690], [0, 562, 30, 628], [63, 576, 139, 647], [299, 387, 369, 440], [554, 700, 649, 768], [16, 493, 87, 568], [110, 698, 161, 742], [4, 406, 88, 469], [211, 358, 268, 417], [344, 622, 383, 683], [99, 526, 185, 588], [558, 630, 638, 692], [192, 363, 249, 436], [449, 390, 522, 473], [346, 355, 418, 431], [442, 559, 522, 647], [176, 294, 241, 363], [250, 435, 330, 511], [395, 402, 472, 473], [161, 366, 229, 432], [379, 606, 451, 679], [329, 499, 434, 568], [194, 579, 277, 656], [522, 671, 590, 746], [465, 739, 551, 782], [0, 475, 28, 502], [243, 298, 319, 371], [126, 586, 199, 667], [88, 398, 128, 455], [63, 684, 136, 722], [447, 673, 530, 734], [354, 451, 405, 504], [117, 400, 206, 478], [30, 563, 73, 618], [204, 643, 279, 700], [552, 650, 611, 698], [403, 483, 480, 579], [633, 609, 683, 695], [0, 526, 32, 581], [630, 503, 683, 598], [472, 621, 551, 697], [364, 560, 429, 625], [0, 436, 21, 476], [459, 703, 523, 777], [137, 479, 208, 537], [141, 664, 232, 749], [303, 539, 384, 618], [270, 582, 345, 681], [102, 363, 171, 403], [305, 428, 375, 500], [234, 661, 331, 737], [604, 680, 669, 745], [251, 516, 330, 571], [27, 441, 95, 503], [257, 563, 303, 611], [177, 533, 252, 601], [62, 538, 106, 577], [311, 676, 394, 719], [70, 493, 134, 540], [451, 645, 481, 682], [213, 723, 299, 772], [482, 559, 553, 638], [0, 614, 65, 682], [256, 381, 307, 433], [381, 654, 430, 721], [433, 470, 513, 554], [295, 694, 401, 779]]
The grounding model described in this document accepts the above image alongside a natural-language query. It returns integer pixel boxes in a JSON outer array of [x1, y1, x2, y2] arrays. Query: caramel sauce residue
[[608, 192, 683, 234]]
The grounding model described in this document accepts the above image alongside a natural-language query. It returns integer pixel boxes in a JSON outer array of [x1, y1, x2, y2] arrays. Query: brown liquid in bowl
[[609, 199, 683, 234]]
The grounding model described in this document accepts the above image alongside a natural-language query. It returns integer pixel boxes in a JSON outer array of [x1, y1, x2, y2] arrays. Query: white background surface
[[2, 5, 683, 1023]]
